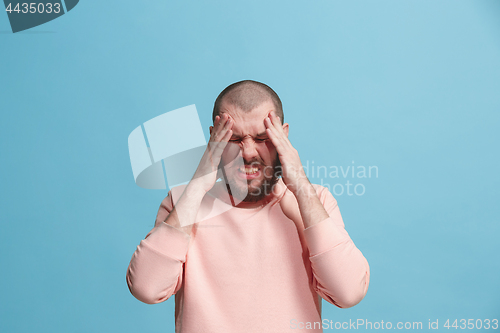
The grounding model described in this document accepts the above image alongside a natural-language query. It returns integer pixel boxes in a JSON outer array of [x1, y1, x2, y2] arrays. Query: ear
[[209, 126, 213, 135], [282, 123, 289, 138]]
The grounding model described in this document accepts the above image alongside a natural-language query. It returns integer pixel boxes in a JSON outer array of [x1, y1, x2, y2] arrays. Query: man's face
[[215, 100, 288, 204]]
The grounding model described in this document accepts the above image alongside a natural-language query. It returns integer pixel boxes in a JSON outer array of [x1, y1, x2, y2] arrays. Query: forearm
[[293, 182, 370, 307], [127, 222, 190, 304], [293, 180, 329, 229], [304, 218, 370, 308], [164, 179, 207, 231], [127, 181, 206, 304], [128, 113, 232, 304]]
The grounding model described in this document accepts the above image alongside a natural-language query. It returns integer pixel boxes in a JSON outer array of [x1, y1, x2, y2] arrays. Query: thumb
[[279, 187, 304, 229]]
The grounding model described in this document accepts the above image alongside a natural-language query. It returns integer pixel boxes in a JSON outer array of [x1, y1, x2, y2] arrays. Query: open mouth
[[237, 165, 261, 179], [240, 166, 258, 174]]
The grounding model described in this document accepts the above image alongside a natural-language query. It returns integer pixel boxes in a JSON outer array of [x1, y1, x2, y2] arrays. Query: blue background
[[1, 0, 499, 332]]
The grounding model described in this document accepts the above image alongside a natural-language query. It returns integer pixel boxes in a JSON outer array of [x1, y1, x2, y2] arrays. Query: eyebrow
[[231, 131, 268, 139]]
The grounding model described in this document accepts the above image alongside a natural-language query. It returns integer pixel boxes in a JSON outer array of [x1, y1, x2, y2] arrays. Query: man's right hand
[[189, 113, 234, 194], [163, 114, 234, 233]]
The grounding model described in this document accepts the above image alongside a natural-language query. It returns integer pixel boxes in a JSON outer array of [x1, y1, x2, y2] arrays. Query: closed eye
[[229, 137, 268, 143]]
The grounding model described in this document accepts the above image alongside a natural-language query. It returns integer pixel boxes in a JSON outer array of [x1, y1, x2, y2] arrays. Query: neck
[[209, 177, 286, 210], [226, 178, 285, 209], [230, 193, 275, 209]]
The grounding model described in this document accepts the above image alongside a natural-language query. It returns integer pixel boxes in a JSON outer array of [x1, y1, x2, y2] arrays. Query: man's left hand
[[265, 111, 309, 195]]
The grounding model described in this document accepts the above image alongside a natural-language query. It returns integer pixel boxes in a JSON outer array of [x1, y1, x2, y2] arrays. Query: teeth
[[239, 167, 259, 174]]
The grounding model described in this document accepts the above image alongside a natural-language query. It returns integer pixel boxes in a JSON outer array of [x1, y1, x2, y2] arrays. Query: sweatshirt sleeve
[[126, 191, 191, 304], [303, 186, 370, 308]]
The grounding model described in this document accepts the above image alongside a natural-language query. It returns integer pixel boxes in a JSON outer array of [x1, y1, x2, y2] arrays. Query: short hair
[[212, 80, 284, 124]]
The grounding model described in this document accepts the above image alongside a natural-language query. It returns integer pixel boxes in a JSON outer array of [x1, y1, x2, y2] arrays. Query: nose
[[241, 138, 259, 161]]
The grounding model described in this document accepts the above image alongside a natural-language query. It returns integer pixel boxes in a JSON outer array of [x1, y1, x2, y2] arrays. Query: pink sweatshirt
[[127, 179, 370, 333]]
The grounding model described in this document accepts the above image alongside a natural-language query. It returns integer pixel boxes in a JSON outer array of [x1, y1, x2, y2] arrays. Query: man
[[127, 80, 370, 333]]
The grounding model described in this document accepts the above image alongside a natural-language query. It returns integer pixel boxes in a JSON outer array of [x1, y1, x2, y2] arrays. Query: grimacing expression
[[216, 100, 289, 203]]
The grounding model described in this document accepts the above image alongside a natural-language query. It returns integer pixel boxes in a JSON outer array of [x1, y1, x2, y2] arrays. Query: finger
[[213, 114, 224, 135], [264, 115, 275, 131], [265, 118, 292, 153], [216, 113, 229, 133], [264, 116, 283, 142], [223, 128, 233, 141], [222, 114, 233, 130], [267, 113, 293, 149], [215, 117, 233, 142], [212, 126, 234, 159], [213, 115, 221, 130], [266, 127, 285, 154], [211, 115, 229, 142], [223, 114, 233, 129], [211, 117, 220, 139], [211, 130, 232, 157], [269, 111, 285, 135], [270, 111, 281, 125], [265, 113, 282, 131]]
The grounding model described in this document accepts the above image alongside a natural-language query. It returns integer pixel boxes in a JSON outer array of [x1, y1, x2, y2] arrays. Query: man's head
[[210, 80, 288, 205], [213, 80, 284, 125]]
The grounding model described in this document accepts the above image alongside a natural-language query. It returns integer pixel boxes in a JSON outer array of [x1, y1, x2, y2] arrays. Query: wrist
[[290, 177, 314, 198], [185, 178, 211, 197]]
